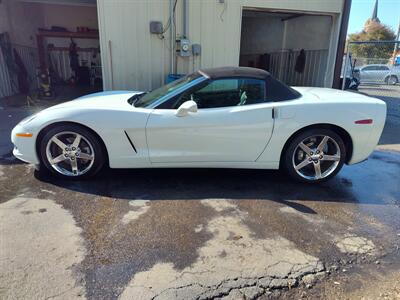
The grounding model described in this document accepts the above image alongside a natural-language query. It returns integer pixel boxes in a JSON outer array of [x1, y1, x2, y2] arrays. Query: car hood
[[44, 90, 143, 111]]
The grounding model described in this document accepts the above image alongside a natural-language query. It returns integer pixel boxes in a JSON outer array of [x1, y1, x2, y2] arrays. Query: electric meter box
[[178, 39, 191, 57]]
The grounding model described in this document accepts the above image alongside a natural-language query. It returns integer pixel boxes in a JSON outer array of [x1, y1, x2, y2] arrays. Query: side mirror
[[175, 100, 198, 117]]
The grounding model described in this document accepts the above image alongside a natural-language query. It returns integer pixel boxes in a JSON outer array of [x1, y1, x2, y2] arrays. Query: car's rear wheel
[[385, 75, 398, 85], [283, 129, 346, 183], [39, 124, 105, 179]]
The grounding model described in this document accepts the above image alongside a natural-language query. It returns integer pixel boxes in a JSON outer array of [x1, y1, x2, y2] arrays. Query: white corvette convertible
[[12, 67, 386, 183]]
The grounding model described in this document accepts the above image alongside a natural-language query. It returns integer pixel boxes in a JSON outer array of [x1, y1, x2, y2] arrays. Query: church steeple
[[371, 0, 380, 22], [364, 0, 380, 30]]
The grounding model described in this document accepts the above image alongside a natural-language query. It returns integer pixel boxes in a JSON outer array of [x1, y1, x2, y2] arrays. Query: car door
[[377, 65, 390, 82], [363, 65, 388, 83], [145, 78, 274, 163], [360, 66, 376, 82], [374, 66, 389, 82]]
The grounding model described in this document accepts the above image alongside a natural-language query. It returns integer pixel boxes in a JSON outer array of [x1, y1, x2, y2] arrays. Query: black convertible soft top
[[198, 66, 270, 80], [196, 66, 301, 101]]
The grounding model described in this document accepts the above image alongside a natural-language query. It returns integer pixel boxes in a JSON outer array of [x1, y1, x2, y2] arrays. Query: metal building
[[0, 0, 350, 99], [97, 0, 351, 91]]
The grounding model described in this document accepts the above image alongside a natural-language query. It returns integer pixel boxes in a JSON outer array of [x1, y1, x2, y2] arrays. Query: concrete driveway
[[1, 86, 400, 300]]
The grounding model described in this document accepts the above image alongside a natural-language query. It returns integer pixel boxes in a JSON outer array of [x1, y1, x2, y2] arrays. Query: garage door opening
[[0, 0, 101, 103], [239, 9, 333, 87]]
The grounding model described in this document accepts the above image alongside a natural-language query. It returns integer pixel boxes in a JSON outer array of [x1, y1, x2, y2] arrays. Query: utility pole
[[392, 21, 400, 65]]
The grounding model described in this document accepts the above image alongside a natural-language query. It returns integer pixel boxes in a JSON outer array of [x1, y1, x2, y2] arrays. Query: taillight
[[355, 119, 373, 124]]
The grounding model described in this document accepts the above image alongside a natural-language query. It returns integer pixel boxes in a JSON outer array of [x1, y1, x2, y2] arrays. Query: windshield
[[134, 72, 201, 108]]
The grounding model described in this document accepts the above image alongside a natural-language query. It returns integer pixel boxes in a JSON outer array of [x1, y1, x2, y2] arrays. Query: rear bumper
[[347, 102, 386, 165]]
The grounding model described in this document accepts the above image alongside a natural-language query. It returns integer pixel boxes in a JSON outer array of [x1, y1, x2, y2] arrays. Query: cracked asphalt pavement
[[1, 85, 400, 299]]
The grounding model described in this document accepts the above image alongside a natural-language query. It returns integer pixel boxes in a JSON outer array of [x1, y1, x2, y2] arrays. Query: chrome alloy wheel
[[292, 135, 341, 181], [45, 131, 95, 176]]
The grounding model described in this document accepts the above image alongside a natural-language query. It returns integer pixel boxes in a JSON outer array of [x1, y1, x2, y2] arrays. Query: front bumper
[[11, 124, 40, 165]]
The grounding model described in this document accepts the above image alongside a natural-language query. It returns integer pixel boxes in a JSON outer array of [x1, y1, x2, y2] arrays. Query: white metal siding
[[98, 0, 170, 91], [97, 0, 344, 91]]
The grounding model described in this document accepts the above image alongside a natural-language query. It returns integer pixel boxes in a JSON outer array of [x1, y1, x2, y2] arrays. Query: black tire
[[283, 128, 346, 183], [39, 124, 105, 179], [385, 75, 398, 85]]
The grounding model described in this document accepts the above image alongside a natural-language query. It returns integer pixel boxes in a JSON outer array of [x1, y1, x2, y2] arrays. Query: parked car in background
[[354, 64, 400, 85]]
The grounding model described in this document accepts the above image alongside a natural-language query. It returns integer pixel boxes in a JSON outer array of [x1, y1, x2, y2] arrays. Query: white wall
[[240, 14, 332, 55], [41, 3, 98, 30], [238, 13, 333, 86], [97, 0, 171, 92], [97, 0, 345, 90], [0, 1, 98, 48], [283, 15, 332, 50], [240, 16, 284, 55], [42, 3, 99, 48], [0, 0, 45, 47], [0, 1, 11, 35]]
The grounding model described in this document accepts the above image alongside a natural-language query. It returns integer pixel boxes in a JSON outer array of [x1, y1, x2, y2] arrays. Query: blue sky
[[348, 0, 399, 35]]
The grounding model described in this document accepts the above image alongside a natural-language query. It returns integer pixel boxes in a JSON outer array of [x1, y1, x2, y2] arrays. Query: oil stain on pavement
[[0, 150, 399, 299]]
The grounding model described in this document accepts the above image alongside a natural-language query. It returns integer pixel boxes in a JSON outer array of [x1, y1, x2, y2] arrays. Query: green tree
[[348, 21, 396, 61]]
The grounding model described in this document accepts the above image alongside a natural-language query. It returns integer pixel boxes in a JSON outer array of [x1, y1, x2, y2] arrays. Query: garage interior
[[240, 9, 333, 87], [0, 0, 101, 104]]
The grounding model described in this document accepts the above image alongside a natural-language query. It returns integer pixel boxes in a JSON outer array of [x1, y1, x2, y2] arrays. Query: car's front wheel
[[283, 129, 346, 183], [39, 124, 105, 179]]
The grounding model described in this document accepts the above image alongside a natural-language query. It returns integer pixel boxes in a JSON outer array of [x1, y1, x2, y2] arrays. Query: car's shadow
[[34, 166, 366, 215], [0, 152, 25, 166]]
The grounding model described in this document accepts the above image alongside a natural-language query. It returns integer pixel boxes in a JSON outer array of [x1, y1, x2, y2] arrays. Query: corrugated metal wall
[[0, 49, 15, 98], [16, 45, 39, 92], [269, 49, 329, 87], [97, 0, 170, 92], [97, 0, 344, 91], [49, 49, 100, 81], [0, 45, 38, 98]]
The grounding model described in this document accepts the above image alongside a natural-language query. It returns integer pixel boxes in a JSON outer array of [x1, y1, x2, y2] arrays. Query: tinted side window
[[265, 76, 301, 101], [363, 66, 378, 71], [238, 78, 266, 105], [157, 78, 266, 109], [199, 79, 239, 93]]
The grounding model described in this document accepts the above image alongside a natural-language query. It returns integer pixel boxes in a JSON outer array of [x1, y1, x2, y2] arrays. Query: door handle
[[272, 107, 277, 119]]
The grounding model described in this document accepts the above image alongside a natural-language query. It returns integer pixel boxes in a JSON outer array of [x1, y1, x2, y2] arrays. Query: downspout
[[170, 0, 175, 74], [392, 22, 400, 59], [332, 0, 352, 89], [180, 0, 189, 73], [183, 0, 188, 38]]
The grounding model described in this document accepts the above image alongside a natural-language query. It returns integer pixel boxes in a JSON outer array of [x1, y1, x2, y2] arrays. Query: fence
[[269, 49, 329, 87], [342, 41, 400, 93], [240, 49, 329, 87]]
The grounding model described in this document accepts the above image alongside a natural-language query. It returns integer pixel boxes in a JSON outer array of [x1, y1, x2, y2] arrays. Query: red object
[[355, 119, 373, 124]]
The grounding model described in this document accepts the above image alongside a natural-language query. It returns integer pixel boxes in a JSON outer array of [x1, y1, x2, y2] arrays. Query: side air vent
[[124, 131, 137, 153]]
